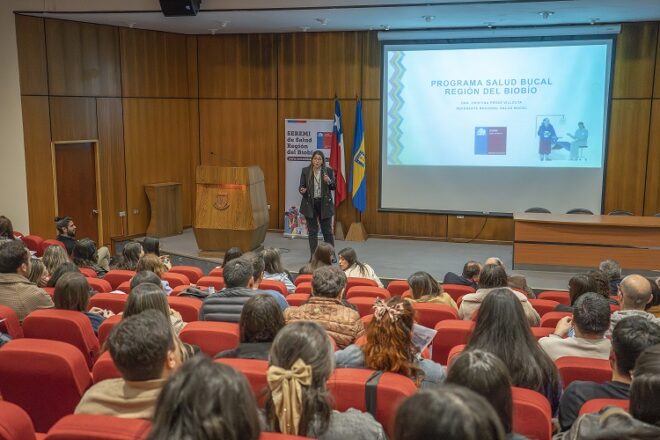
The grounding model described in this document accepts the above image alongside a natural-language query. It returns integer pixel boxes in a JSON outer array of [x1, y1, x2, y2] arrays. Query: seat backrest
[[346, 296, 377, 317], [530, 327, 555, 339], [20, 235, 44, 254], [23, 309, 100, 368], [103, 270, 136, 290], [540, 311, 572, 328], [196, 276, 225, 290], [537, 291, 571, 305], [578, 398, 629, 416], [91, 350, 122, 384], [259, 279, 288, 297], [208, 267, 224, 278], [441, 284, 475, 301], [293, 274, 312, 286], [286, 293, 310, 307], [525, 207, 551, 214], [411, 303, 459, 328], [386, 280, 409, 297], [116, 281, 131, 294], [446, 344, 466, 368], [98, 314, 122, 347], [87, 278, 112, 293], [528, 299, 561, 317], [44, 414, 152, 440], [294, 282, 312, 294], [512, 386, 552, 440], [179, 321, 239, 356], [215, 358, 269, 406], [78, 268, 98, 279], [162, 272, 190, 288], [40, 239, 66, 257], [566, 208, 594, 215], [431, 320, 475, 365], [556, 356, 612, 389], [166, 296, 202, 323], [0, 401, 37, 440], [88, 293, 128, 315], [0, 304, 24, 338], [346, 286, 390, 300], [0, 339, 92, 433], [169, 265, 203, 283], [346, 277, 378, 291], [327, 368, 417, 437]]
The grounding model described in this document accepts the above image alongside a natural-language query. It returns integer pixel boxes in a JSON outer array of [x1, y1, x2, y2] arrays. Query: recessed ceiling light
[[422, 15, 435, 23], [315, 18, 328, 26], [538, 11, 554, 19]]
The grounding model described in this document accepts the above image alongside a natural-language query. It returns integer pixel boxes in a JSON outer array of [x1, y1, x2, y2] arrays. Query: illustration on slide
[[567, 122, 589, 161], [537, 118, 557, 161]]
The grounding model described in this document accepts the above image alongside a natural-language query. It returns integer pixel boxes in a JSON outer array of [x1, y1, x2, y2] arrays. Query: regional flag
[[350, 99, 367, 213], [330, 98, 347, 207]]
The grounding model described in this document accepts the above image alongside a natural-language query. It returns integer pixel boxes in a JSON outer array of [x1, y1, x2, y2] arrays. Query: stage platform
[[147, 228, 582, 291]]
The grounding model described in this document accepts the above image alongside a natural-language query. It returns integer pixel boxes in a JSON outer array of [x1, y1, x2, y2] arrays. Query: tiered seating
[[162, 272, 189, 288], [0, 304, 24, 338], [215, 358, 269, 405], [512, 387, 552, 440], [293, 274, 312, 286], [530, 327, 555, 339], [179, 321, 239, 357], [260, 279, 288, 297], [166, 296, 201, 322], [345, 286, 390, 300], [103, 270, 136, 290], [411, 303, 459, 328], [346, 277, 378, 291], [39, 239, 66, 256], [528, 298, 560, 316], [441, 284, 475, 302], [294, 282, 312, 294], [88, 293, 128, 314], [87, 278, 112, 293], [537, 291, 571, 305], [98, 315, 122, 346], [91, 351, 121, 384], [446, 344, 466, 367], [286, 294, 310, 306], [540, 311, 572, 328], [116, 281, 131, 293], [431, 320, 475, 365], [578, 398, 629, 416], [44, 414, 151, 440], [386, 280, 409, 297], [20, 235, 43, 255], [169, 265, 203, 283], [0, 400, 38, 440], [208, 267, 224, 277], [556, 356, 612, 389], [78, 268, 98, 278], [196, 276, 225, 291], [346, 296, 377, 317]]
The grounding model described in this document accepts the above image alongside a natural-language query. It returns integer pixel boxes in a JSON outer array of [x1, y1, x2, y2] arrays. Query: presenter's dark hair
[[306, 150, 327, 190]]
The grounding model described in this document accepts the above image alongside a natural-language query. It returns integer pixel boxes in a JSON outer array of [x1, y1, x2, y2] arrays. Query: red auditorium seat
[[346, 277, 378, 291], [166, 296, 201, 322], [21, 235, 43, 254], [528, 298, 560, 317], [286, 293, 310, 307], [346, 286, 390, 300], [169, 265, 203, 283], [347, 296, 377, 317], [441, 284, 476, 302], [431, 320, 475, 365], [578, 398, 629, 416], [610, 304, 621, 312], [0, 304, 24, 338], [116, 281, 131, 293], [39, 239, 66, 257], [386, 280, 409, 297], [361, 314, 373, 328], [13, 231, 24, 239], [78, 268, 98, 278], [172, 284, 189, 296], [0, 400, 38, 440], [91, 351, 121, 384], [43, 287, 55, 298], [0, 339, 92, 433], [87, 278, 112, 293], [327, 368, 417, 436], [88, 293, 128, 315], [196, 276, 225, 291], [103, 270, 136, 290], [401, 289, 413, 299], [556, 356, 612, 389], [23, 309, 100, 369], [530, 327, 555, 339], [45, 414, 151, 440], [162, 272, 190, 288], [537, 290, 571, 305], [208, 267, 224, 277], [98, 314, 122, 346], [412, 303, 459, 328], [215, 358, 269, 405], [179, 321, 239, 356], [540, 311, 572, 328], [293, 274, 312, 286], [294, 282, 312, 294], [259, 279, 289, 297], [512, 387, 552, 440], [446, 344, 466, 367]]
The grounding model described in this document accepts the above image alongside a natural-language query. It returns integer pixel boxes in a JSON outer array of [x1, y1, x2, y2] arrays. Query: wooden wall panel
[[21, 96, 55, 238], [612, 22, 658, 99], [198, 34, 277, 98], [120, 29, 190, 97], [644, 100, 660, 215], [96, 98, 127, 244], [15, 15, 48, 96], [279, 32, 361, 99], [45, 20, 120, 97], [656, 29, 660, 98], [123, 98, 196, 234], [604, 99, 652, 215], [447, 216, 514, 242], [49, 97, 98, 141], [362, 31, 381, 100], [186, 36, 199, 98], [201, 99, 278, 228]]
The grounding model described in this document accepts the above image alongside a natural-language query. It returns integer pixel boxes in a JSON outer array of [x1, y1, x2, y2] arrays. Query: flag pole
[[346, 94, 368, 241]]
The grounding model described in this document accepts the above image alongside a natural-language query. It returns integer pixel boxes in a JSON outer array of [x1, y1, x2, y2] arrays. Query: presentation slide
[[380, 38, 613, 214]]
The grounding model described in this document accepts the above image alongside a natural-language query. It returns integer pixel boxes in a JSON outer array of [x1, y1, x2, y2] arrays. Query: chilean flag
[[330, 98, 347, 207]]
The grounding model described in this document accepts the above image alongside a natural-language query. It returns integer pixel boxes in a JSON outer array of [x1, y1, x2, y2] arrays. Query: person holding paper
[[299, 150, 336, 258], [537, 118, 557, 161]]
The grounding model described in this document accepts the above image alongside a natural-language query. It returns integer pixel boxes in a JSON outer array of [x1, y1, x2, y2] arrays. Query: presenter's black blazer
[[299, 166, 336, 219]]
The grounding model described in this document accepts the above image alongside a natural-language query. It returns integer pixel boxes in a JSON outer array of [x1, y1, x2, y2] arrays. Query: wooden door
[[54, 142, 99, 243]]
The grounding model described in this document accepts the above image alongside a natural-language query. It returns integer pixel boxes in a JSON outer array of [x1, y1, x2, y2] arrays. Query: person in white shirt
[[337, 247, 383, 288]]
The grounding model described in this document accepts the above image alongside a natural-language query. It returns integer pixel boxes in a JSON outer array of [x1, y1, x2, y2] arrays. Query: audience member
[[124, 283, 185, 335], [261, 248, 295, 293], [458, 264, 540, 326], [75, 310, 181, 418], [55, 216, 110, 269], [46, 261, 80, 287], [0, 215, 17, 243], [142, 237, 171, 270], [244, 252, 288, 310], [337, 247, 383, 287], [136, 254, 171, 294], [42, 244, 69, 276], [130, 270, 163, 290], [443, 260, 481, 290], [299, 242, 333, 275], [221, 246, 242, 268], [466, 288, 561, 413], [599, 259, 623, 295], [147, 355, 260, 440], [394, 384, 506, 440], [539, 293, 611, 361], [586, 269, 612, 300], [559, 344, 660, 439], [558, 317, 660, 431], [27, 258, 50, 288], [446, 350, 527, 440], [484, 257, 534, 297], [284, 266, 364, 348], [216, 294, 284, 359], [72, 239, 107, 278], [556, 274, 596, 312], [113, 242, 143, 271], [54, 272, 112, 334], [0, 240, 53, 322], [646, 277, 660, 318], [264, 321, 385, 438], [609, 275, 660, 336], [407, 271, 457, 309], [335, 297, 445, 388]]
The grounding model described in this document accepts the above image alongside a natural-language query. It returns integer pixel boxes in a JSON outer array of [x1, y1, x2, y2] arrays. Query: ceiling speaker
[[159, 0, 201, 17]]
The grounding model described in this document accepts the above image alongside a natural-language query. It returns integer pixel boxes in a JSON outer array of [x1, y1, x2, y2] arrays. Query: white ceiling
[[19, 0, 660, 34]]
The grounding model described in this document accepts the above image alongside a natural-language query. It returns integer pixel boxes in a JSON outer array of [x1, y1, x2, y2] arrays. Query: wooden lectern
[[193, 166, 269, 253]]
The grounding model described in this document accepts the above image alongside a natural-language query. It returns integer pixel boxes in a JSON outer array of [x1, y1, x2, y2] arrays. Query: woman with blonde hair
[[28, 259, 50, 288], [42, 244, 69, 275], [136, 254, 172, 294], [264, 321, 384, 439], [335, 297, 445, 388], [407, 271, 457, 309]]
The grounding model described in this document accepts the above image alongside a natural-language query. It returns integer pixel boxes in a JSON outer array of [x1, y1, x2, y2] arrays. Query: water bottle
[[208, 286, 215, 295]]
